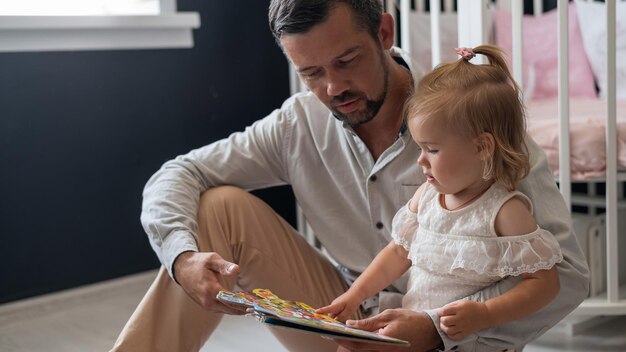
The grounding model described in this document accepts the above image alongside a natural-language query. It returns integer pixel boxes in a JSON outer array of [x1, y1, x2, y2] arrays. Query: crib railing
[[604, 0, 620, 309]]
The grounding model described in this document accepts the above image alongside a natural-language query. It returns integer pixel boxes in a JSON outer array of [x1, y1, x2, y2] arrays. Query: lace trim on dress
[[406, 227, 563, 277], [391, 205, 418, 251]]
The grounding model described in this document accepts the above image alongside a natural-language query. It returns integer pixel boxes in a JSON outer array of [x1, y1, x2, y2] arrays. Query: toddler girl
[[318, 45, 563, 343]]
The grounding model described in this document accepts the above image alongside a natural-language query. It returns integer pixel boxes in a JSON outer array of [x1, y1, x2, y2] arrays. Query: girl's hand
[[316, 292, 362, 323], [438, 300, 491, 340]]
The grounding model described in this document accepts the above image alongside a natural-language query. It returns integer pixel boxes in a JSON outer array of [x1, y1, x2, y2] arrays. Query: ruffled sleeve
[[391, 204, 418, 251], [408, 227, 563, 277]]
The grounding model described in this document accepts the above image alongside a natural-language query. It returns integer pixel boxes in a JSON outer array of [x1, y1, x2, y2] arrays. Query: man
[[112, 1, 589, 351]]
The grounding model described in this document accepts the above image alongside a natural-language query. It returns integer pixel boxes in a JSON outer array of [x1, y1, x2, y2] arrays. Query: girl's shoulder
[[408, 182, 431, 213], [493, 191, 537, 237]]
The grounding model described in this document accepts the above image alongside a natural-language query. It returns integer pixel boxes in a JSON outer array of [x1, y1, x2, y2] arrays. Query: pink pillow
[[494, 3, 596, 100], [575, 0, 626, 99]]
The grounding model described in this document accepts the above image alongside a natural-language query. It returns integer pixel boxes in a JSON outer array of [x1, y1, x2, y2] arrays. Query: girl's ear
[[475, 132, 495, 160]]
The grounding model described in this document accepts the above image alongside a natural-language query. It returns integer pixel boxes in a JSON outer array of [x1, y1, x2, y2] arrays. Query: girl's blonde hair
[[406, 44, 529, 191]]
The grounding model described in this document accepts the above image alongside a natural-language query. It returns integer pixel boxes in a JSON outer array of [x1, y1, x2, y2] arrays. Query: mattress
[[525, 98, 626, 180]]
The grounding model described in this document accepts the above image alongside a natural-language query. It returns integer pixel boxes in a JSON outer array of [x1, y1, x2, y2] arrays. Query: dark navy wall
[[0, 1, 293, 303]]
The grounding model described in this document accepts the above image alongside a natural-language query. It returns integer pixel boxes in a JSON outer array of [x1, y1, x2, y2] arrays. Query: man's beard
[[330, 58, 390, 127]]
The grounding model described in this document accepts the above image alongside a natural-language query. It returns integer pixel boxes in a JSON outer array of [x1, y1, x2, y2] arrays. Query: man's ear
[[378, 12, 395, 50], [475, 132, 495, 160]]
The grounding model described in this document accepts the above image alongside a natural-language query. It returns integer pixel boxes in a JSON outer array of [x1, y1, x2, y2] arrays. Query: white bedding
[[526, 98, 626, 180]]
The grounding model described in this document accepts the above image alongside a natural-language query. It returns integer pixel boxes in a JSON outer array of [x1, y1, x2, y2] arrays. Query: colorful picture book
[[216, 288, 410, 346]]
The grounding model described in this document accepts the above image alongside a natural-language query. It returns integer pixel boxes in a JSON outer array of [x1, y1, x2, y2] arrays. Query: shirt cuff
[[161, 230, 199, 283], [424, 308, 477, 351]]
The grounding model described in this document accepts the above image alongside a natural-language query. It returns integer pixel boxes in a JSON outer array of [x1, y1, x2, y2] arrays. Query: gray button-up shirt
[[141, 48, 589, 351]]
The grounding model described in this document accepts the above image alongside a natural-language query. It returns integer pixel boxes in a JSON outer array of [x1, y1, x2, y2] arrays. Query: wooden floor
[[1, 270, 624, 352]]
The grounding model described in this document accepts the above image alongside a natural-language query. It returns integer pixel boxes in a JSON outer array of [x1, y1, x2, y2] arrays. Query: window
[[0, 0, 159, 16], [0, 0, 200, 52]]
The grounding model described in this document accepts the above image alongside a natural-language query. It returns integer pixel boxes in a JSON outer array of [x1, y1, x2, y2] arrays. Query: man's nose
[[326, 70, 349, 97]]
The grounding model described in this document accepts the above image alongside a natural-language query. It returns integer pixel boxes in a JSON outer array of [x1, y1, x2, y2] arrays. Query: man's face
[[280, 4, 389, 126]]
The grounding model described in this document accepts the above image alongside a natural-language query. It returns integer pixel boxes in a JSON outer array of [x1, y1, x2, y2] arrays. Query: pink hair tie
[[455, 47, 475, 61]]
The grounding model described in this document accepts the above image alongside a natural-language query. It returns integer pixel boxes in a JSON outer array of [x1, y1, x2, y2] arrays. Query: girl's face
[[409, 115, 487, 197]]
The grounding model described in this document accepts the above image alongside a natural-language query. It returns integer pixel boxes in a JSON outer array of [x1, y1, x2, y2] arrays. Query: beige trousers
[[111, 186, 357, 352]]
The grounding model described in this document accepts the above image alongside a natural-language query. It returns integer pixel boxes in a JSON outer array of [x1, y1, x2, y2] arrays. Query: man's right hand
[[173, 251, 244, 315]]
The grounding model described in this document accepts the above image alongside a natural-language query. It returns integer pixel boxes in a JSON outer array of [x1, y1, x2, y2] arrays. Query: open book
[[216, 288, 409, 346]]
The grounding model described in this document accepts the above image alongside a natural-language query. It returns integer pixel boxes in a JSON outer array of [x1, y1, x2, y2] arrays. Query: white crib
[[292, 0, 626, 324]]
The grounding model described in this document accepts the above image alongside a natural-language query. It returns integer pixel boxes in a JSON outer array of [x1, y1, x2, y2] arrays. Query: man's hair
[[405, 45, 529, 191], [268, 0, 383, 45]]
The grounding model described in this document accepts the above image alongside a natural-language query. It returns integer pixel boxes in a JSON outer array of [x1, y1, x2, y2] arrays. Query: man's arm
[[141, 105, 295, 280]]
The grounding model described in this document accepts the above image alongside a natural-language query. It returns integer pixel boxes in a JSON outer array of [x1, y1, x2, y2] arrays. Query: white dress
[[391, 183, 563, 311]]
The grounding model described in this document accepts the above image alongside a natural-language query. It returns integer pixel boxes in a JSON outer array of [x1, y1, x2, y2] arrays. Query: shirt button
[[370, 175, 377, 182], [376, 222, 383, 229]]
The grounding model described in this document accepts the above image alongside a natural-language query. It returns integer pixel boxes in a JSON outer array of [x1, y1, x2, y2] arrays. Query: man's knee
[[196, 186, 256, 252], [199, 186, 253, 211]]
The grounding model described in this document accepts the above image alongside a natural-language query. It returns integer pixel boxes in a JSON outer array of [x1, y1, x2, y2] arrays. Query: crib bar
[[430, 0, 442, 68], [557, 0, 571, 209], [400, 0, 411, 53], [289, 62, 316, 245], [457, 0, 489, 64], [384, 0, 393, 13], [605, 0, 619, 304], [533, 0, 543, 16], [288, 63, 302, 96], [444, 0, 454, 13], [587, 182, 597, 215], [416, 0, 425, 13], [575, 299, 626, 315], [511, 0, 523, 88], [571, 194, 626, 210]]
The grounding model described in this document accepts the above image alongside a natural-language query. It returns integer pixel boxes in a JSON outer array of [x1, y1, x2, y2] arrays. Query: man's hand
[[438, 300, 489, 340], [334, 309, 442, 352], [173, 251, 244, 314]]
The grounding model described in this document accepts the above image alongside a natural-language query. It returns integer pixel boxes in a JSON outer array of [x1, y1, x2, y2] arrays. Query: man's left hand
[[334, 309, 442, 352]]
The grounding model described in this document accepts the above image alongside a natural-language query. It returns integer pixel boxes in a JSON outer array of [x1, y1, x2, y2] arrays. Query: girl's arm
[[317, 240, 412, 322], [317, 185, 425, 322], [438, 196, 560, 340], [350, 241, 413, 304], [483, 197, 560, 326]]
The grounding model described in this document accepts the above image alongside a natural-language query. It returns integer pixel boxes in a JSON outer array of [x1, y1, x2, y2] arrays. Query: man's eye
[[339, 58, 354, 65], [338, 57, 356, 66], [303, 70, 322, 80]]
